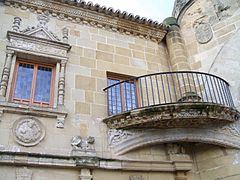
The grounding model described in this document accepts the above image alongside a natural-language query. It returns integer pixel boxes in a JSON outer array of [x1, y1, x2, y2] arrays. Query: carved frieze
[[103, 103, 239, 129], [5, 0, 167, 42], [12, 117, 45, 147]]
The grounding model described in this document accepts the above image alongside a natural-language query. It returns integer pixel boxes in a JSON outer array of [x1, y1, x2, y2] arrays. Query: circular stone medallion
[[13, 117, 45, 147], [195, 23, 213, 44]]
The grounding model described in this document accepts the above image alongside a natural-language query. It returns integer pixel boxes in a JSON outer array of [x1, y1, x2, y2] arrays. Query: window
[[107, 73, 138, 115], [12, 60, 55, 107]]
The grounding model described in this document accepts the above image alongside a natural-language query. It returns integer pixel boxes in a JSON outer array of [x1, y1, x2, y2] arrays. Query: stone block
[[114, 55, 130, 65], [75, 102, 91, 114], [129, 43, 144, 51], [80, 57, 96, 68], [85, 91, 94, 103], [97, 43, 114, 53], [130, 59, 147, 69], [75, 75, 96, 91], [71, 89, 85, 102], [116, 47, 132, 57], [91, 34, 106, 43], [215, 24, 236, 38], [94, 92, 106, 105], [83, 48, 96, 59], [107, 38, 129, 47], [145, 53, 160, 63], [132, 50, 145, 59], [96, 51, 114, 62], [145, 47, 156, 54], [91, 69, 106, 78]]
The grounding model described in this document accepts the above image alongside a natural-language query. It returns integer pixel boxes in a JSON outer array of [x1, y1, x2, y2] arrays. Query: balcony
[[103, 71, 239, 129]]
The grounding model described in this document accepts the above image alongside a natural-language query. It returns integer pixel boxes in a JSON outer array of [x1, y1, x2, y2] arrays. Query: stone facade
[[0, 0, 239, 180]]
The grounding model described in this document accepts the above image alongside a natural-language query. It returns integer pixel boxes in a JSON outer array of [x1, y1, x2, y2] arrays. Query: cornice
[[5, 0, 168, 43]]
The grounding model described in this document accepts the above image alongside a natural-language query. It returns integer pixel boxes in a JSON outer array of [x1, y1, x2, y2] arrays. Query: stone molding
[[0, 151, 193, 172], [5, 0, 167, 42], [103, 103, 239, 129], [7, 31, 71, 61], [0, 102, 67, 126], [12, 117, 45, 147], [109, 126, 240, 155]]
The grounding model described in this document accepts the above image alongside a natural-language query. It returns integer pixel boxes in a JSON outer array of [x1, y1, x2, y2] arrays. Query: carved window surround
[[0, 16, 71, 128]]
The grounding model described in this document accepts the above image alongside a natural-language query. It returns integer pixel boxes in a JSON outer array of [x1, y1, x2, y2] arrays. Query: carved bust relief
[[12, 117, 45, 146]]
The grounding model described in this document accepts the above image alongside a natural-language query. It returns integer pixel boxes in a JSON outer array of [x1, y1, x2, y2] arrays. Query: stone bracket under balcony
[[103, 102, 239, 129]]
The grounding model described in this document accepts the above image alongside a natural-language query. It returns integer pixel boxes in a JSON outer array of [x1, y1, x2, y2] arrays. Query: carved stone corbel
[[79, 169, 92, 180], [56, 115, 66, 128], [0, 50, 14, 98]]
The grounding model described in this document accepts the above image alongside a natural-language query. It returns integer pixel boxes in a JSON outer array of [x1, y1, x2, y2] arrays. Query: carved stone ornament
[[129, 175, 143, 180], [108, 129, 133, 145], [103, 103, 239, 129], [12, 117, 45, 147], [173, 0, 191, 18], [5, 0, 167, 42], [71, 136, 95, 152], [195, 23, 213, 44], [16, 167, 32, 180]]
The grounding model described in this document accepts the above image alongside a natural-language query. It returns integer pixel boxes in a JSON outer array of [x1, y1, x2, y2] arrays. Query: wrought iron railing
[[104, 71, 235, 115]]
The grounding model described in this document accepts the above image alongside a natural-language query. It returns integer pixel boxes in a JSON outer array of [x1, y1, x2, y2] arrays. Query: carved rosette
[[12, 117, 45, 147]]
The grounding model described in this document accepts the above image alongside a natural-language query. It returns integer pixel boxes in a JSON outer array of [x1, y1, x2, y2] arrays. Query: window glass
[[107, 76, 137, 115], [34, 66, 52, 103], [14, 63, 34, 100], [13, 61, 54, 106], [108, 79, 122, 115]]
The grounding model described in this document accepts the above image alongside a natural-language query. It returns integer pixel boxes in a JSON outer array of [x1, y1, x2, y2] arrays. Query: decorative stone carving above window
[[0, 15, 71, 128]]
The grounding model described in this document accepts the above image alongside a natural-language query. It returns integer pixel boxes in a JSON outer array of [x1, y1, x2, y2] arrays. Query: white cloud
[[89, 0, 175, 22]]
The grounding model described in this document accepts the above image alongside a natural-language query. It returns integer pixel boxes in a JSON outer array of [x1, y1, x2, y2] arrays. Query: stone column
[[58, 60, 66, 106], [164, 17, 190, 71], [0, 50, 14, 97], [79, 169, 92, 180], [164, 17, 199, 101]]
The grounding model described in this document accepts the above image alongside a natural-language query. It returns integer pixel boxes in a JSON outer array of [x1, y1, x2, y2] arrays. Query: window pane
[[14, 63, 34, 100], [34, 66, 52, 103], [124, 82, 137, 111], [107, 79, 122, 115]]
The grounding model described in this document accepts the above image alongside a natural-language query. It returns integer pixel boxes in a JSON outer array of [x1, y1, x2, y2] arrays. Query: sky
[[89, 0, 176, 22]]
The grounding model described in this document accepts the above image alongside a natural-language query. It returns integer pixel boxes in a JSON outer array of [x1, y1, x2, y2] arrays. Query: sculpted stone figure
[[71, 136, 95, 151]]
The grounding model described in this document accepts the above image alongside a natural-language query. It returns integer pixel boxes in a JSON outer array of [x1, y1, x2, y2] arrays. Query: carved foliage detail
[[13, 117, 45, 147]]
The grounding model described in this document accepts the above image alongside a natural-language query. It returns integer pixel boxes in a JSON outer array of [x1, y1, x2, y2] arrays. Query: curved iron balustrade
[[104, 71, 234, 115]]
